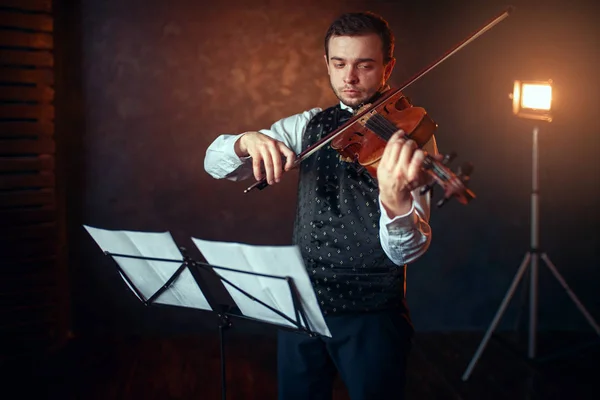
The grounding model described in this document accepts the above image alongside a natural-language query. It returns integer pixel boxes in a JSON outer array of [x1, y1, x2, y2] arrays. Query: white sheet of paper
[[191, 238, 331, 337], [84, 225, 212, 311]]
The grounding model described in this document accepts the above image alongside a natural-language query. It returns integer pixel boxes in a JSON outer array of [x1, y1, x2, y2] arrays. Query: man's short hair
[[324, 12, 395, 64]]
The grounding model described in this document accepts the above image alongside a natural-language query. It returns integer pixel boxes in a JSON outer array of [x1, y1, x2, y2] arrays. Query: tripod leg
[[513, 265, 530, 333], [529, 251, 539, 359], [541, 253, 600, 336], [462, 252, 531, 381]]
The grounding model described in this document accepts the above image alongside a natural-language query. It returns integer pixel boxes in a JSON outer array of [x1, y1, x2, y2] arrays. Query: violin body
[[331, 91, 437, 179]]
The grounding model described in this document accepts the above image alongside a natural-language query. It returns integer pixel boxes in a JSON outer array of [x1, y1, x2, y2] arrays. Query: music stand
[[83, 226, 330, 400]]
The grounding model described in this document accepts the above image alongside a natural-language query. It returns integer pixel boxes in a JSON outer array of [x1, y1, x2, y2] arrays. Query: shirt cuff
[[378, 195, 419, 230], [222, 133, 251, 168]]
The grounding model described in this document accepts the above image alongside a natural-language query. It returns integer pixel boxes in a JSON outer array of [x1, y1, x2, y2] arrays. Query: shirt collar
[[339, 102, 354, 114]]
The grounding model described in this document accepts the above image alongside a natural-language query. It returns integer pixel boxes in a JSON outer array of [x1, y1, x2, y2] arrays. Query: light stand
[[462, 80, 600, 381]]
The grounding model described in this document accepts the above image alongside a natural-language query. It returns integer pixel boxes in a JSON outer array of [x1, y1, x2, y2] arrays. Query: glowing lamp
[[510, 80, 553, 122], [463, 76, 600, 381]]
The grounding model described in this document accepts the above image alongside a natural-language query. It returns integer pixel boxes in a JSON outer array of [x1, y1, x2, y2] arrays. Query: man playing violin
[[204, 11, 438, 400]]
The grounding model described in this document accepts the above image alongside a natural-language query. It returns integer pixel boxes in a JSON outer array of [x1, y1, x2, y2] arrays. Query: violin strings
[[365, 114, 453, 181], [367, 114, 398, 140]]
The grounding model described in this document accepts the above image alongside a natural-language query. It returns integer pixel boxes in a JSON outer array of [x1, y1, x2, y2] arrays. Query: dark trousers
[[277, 309, 414, 400]]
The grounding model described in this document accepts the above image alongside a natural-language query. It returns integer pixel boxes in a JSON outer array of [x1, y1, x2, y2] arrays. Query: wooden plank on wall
[[0, 222, 57, 241], [0, 31, 53, 49], [0, 207, 56, 227], [0, 10, 53, 31], [0, 189, 55, 207], [0, 283, 56, 313], [0, 317, 57, 344], [0, 172, 55, 189], [0, 256, 56, 273], [0, 122, 54, 137], [0, 155, 54, 171], [0, 104, 54, 120], [0, 138, 55, 154], [0, 0, 52, 13], [0, 319, 56, 340], [0, 50, 53, 67], [0, 304, 56, 329], [0, 67, 54, 84], [0, 332, 56, 363], [1, 238, 58, 260], [0, 0, 70, 363], [0, 85, 54, 102]]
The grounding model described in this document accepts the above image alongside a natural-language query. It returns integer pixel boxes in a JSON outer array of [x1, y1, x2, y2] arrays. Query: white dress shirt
[[204, 102, 438, 266]]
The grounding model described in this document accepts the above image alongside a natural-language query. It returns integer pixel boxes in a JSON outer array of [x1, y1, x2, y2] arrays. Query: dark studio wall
[[69, 0, 600, 336]]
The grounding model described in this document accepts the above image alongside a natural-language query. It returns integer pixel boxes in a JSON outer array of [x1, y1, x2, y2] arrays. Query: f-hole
[[347, 131, 364, 140]]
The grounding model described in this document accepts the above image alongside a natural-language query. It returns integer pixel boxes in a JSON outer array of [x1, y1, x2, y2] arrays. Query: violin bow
[[244, 5, 514, 193]]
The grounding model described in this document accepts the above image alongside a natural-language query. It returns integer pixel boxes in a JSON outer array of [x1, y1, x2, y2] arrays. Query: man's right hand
[[234, 131, 296, 185]]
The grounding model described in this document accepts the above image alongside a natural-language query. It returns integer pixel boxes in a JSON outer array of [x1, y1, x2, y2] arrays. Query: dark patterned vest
[[292, 104, 407, 316]]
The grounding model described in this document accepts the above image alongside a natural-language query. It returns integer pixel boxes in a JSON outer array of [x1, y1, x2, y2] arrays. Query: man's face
[[325, 33, 395, 108]]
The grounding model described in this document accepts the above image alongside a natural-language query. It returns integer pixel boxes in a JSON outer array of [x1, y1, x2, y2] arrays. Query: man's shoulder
[[303, 103, 341, 121], [273, 104, 341, 128], [279, 106, 323, 121], [320, 103, 342, 114]]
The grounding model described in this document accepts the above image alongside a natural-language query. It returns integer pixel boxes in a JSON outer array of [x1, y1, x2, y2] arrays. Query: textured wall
[[73, 0, 600, 334]]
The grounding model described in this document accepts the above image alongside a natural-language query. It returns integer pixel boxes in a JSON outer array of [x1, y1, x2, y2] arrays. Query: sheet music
[[191, 238, 331, 337], [84, 225, 212, 311]]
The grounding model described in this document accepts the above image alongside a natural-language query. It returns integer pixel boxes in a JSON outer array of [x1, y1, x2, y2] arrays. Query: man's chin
[[337, 90, 377, 107], [339, 96, 365, 108]]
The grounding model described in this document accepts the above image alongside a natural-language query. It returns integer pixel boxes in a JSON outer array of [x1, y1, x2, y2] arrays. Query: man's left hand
[[377, 130, 432, 218]]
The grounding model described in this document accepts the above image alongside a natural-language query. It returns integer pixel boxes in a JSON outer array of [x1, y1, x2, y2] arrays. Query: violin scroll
[[420, 151, 475, 207]]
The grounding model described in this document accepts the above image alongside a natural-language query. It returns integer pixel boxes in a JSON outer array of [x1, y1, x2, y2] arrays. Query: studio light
[[511, 79, 553, 121], [462, 78, 600, 381]]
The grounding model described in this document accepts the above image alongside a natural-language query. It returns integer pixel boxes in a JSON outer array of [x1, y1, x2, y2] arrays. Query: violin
[[330, 90, 474, 207], [243, 6, 514, 207]]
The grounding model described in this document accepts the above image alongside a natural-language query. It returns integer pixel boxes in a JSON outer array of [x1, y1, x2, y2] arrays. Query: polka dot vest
[[292, 104, 407, 316]]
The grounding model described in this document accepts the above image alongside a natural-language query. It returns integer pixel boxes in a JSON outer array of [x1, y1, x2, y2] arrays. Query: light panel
[[511, 80, 553, 122]]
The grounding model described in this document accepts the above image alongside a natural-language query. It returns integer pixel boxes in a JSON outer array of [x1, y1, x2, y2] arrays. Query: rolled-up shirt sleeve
[[204, 108, 321, 181]]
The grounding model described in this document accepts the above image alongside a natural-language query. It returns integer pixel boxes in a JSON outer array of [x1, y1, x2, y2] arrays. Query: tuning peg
[[420, 184, 433, 195], [436, 196, 450, 207], [442, 151, 457, 166]]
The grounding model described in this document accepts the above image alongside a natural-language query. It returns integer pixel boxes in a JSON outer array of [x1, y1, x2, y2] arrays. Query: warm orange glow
[[521, 83, 552, 110], [511, 80, 553, 122]]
